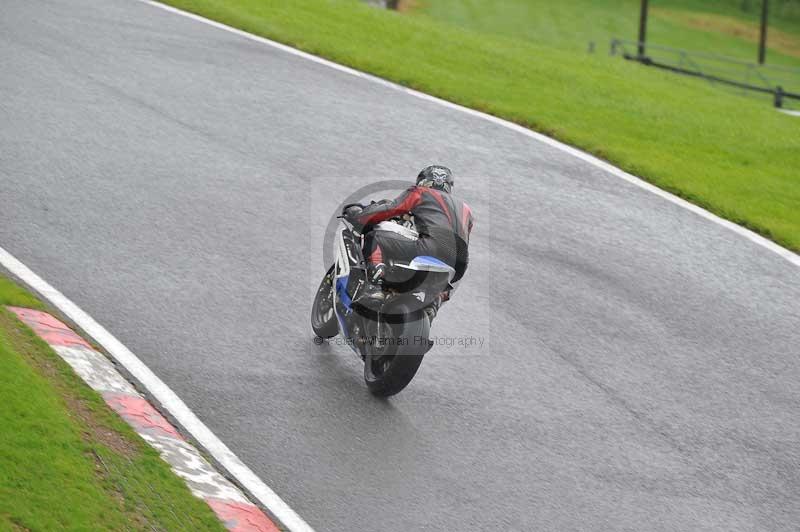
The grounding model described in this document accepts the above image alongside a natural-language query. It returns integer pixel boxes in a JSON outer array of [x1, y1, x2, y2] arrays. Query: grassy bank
[[413, 0, 800, 66], [160, 0, 800, 251], [0, 276, 224, 531], [412, 0, 800, 98]]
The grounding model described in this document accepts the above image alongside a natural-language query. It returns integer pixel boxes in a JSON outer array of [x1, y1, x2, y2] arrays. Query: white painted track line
[[0, 246, 315, 532], [143, 0, 799, 269]]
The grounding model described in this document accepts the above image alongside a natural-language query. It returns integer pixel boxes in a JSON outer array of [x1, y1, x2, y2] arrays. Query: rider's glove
[[342, 205, 364, 228]]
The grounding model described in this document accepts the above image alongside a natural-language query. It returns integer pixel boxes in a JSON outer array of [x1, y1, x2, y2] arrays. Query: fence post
[[759, 0, 769, 65], [638, 0, 649, 58], [774, 86, 784, 108]]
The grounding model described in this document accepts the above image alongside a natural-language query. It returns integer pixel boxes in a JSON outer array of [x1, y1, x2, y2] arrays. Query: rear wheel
[[363, 304, 429, 397], [311, 266, 338, 339]]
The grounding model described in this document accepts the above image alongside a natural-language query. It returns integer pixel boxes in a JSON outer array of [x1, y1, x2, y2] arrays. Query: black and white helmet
[[416, 165, 454, 193]]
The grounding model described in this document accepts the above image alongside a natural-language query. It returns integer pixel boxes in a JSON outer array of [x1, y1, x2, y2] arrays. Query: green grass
[[0, 276, 224, 531], [413, 0, 800, 68], [160, 0, 800, 251], [665, 0, 800, 35]]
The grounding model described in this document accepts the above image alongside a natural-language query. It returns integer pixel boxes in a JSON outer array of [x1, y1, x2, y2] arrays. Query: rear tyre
[[363, 304, 430, 397], [311, 266, 339, 339]]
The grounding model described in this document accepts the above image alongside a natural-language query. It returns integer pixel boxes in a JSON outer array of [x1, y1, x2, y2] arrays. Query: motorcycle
[[311, 203, 456, 396]]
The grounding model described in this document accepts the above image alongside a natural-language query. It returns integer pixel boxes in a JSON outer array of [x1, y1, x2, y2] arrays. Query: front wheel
[[363, 304, 430, 397], [311, 266, 338, 339]]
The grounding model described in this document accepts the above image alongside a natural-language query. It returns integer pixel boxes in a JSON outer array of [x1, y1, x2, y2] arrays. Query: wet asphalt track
[[2, 0, 800, 530]]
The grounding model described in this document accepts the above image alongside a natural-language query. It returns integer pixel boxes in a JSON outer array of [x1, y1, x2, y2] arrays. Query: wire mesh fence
[[610, 38, 800, 109]]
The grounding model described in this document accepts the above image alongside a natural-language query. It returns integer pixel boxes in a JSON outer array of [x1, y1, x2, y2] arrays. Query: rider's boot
[[425, 295, 442, 322], [424, 290, 450, 323], [354, 263, 386, 309]]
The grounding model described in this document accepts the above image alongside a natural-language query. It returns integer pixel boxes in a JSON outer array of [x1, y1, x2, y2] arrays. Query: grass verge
[[160, 0, 799, 252], [412, 0, 800, 66], [0, 275, 224, 531]]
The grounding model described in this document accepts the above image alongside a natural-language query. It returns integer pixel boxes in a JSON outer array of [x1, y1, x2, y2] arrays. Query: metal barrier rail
[[610, 39, 800, 108]]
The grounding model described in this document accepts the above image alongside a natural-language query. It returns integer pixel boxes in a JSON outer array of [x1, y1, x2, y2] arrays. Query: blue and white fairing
[[332, 225, 352, 337]]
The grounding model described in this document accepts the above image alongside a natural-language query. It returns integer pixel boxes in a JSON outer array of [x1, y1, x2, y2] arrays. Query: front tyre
[[311, 266, 339, 339], [363, 304, 430, 397]]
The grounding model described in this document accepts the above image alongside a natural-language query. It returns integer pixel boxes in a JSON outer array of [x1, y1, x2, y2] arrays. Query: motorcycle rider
[[344, 165, 474, 320]]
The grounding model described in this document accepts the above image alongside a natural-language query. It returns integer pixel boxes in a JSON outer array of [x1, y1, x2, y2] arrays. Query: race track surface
[[2, 1, 799, 530]]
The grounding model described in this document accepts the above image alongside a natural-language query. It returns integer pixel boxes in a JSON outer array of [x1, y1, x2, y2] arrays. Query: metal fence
[[610, 39, 800, 108]]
